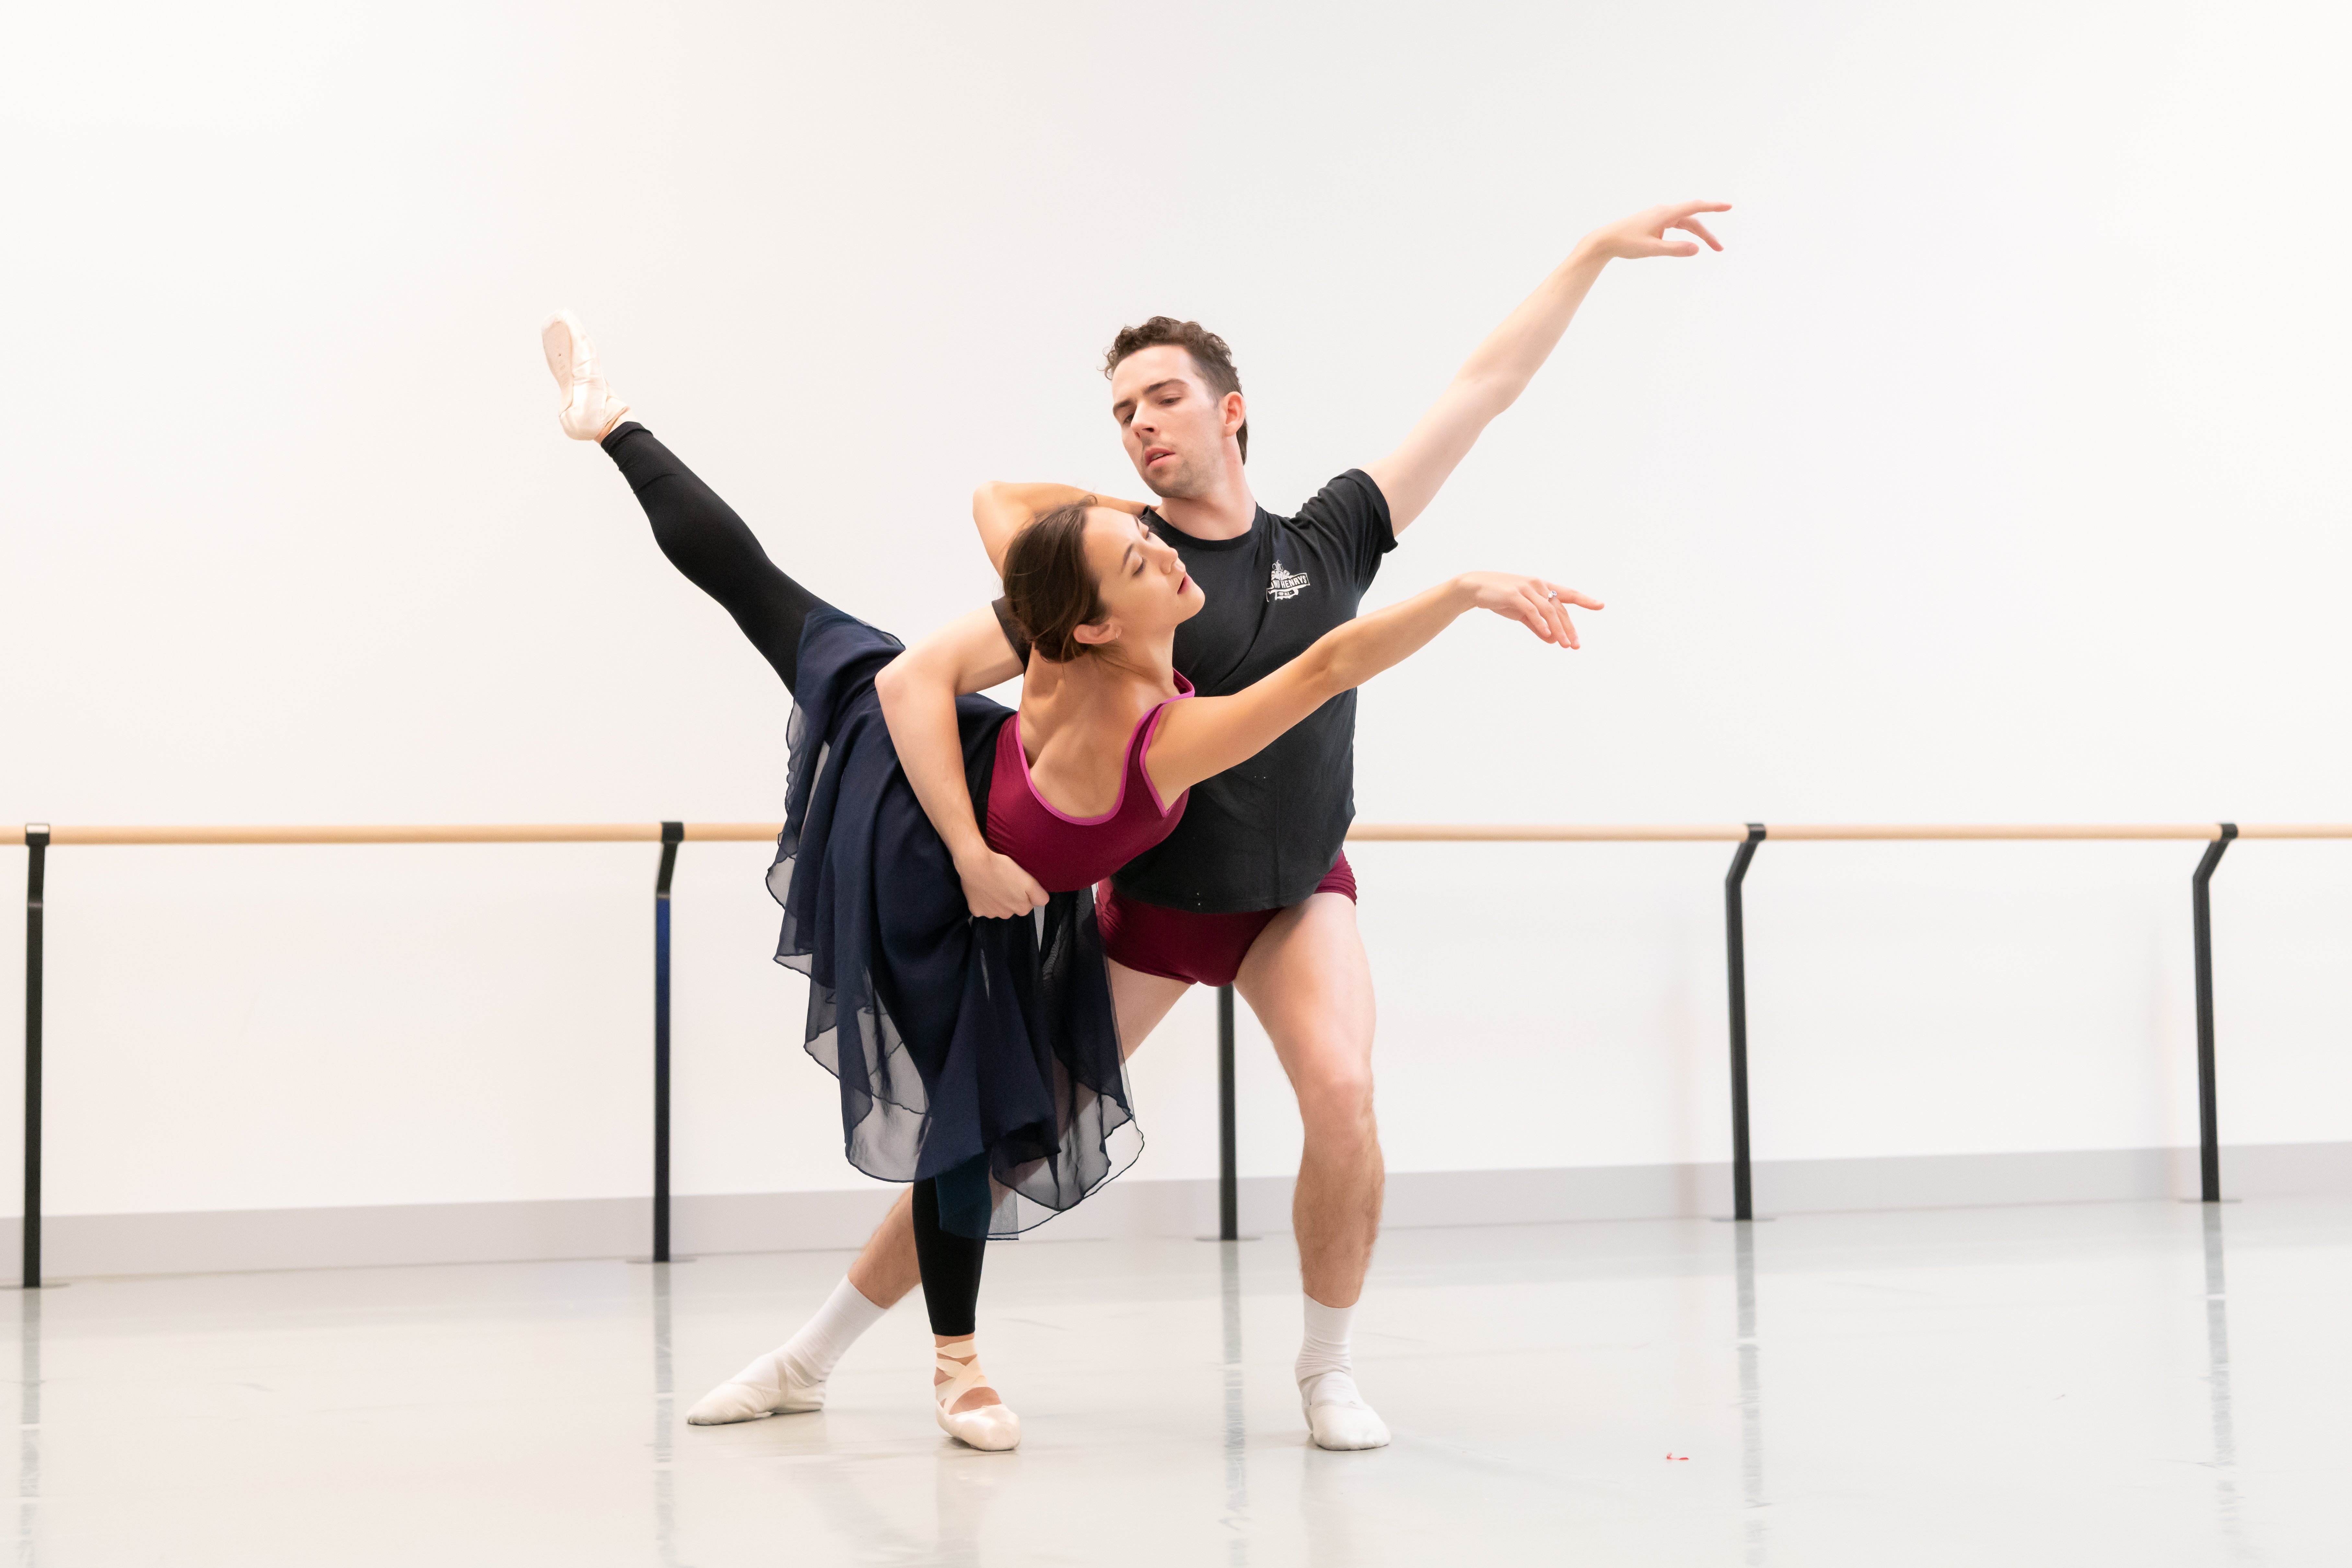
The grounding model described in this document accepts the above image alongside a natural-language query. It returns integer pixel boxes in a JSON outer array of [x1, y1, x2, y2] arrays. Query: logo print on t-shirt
[[1268, 559, 1311, 601]]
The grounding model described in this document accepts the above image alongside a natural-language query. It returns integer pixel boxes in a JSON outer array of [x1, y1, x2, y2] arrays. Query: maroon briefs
[[1096, 852, 1358, 989]]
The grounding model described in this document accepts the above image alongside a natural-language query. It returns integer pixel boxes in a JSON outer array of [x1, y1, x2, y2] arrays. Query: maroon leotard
[[1095, 854, 1358, 989], [979, 670, 1349, 986], [982, 676, 1196, 893]]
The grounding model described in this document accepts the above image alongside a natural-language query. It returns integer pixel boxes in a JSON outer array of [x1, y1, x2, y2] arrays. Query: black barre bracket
[[22, 825, 49, 1289], [1216, 985, 1239, 1241], [1724, 824, 1766, 1222], [652, 822, 683, 1263], [2192, 823, 2236, 1204]]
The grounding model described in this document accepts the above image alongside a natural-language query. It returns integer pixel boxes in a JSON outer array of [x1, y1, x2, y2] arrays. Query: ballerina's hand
[[1580, 200, 1730, 260], [1457, 573, 1604, 650], [955, 844, 1053, 920]]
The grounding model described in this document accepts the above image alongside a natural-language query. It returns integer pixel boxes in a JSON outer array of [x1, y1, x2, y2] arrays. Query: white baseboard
[[8, 1141, 2347, 1280]]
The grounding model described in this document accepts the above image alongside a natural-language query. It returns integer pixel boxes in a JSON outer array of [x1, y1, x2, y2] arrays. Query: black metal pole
[[22, 826, 48, 1291], [1216, 984, 1238, 1242], [652, 822, 682, 1263], [2193, 823, 2236, 1205], [1725, 824, 1766, 1223]]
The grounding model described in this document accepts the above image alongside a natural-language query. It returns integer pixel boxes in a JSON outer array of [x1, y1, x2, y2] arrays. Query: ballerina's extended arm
[[1140, 574, 1604, 803]]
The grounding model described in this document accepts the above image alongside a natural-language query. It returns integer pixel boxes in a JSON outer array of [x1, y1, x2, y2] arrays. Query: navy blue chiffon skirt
[[769, 608, 1140, 1238]]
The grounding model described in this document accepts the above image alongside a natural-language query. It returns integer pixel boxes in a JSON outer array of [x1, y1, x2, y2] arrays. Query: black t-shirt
[[994, 470, 1395, 912]]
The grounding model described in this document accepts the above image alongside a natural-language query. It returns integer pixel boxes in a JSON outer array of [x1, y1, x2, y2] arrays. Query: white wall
[[3, 1, 2348, 1222]]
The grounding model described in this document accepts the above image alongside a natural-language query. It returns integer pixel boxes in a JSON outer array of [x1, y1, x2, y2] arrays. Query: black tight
[[602, 421, 987, 1342], [911, 1178, 987, 1338], [601, 422, 830, 694]]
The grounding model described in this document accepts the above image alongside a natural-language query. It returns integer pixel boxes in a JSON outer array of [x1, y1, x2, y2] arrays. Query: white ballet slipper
[[1301, 1371, 1390, 1451], [540, 309, 631, 441], [685, 1350, 825, 1425], [933, 1338, 1021, 1452]]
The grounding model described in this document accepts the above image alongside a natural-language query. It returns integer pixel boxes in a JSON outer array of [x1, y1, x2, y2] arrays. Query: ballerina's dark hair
[[1002, 502, 1109, 663]]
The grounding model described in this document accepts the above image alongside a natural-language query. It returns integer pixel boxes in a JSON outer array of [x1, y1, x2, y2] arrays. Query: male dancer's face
[[1109, 344, 1243, 501]]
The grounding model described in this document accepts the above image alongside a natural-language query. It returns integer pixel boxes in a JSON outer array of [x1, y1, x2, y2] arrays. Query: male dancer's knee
[[1293, 1053, 1378, 1148]]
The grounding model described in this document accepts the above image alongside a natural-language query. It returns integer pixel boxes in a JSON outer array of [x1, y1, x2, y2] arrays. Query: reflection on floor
[[6, 1195, 2345, 1565]]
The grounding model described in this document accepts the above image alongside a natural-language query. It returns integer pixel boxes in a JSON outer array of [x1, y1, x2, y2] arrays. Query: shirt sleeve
[[1291, 469, 1397, 587], [991, 597, 1033, 664]]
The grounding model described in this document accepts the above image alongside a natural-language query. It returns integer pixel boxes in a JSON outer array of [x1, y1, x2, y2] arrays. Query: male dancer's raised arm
[[1365, 200, 1728, 532]]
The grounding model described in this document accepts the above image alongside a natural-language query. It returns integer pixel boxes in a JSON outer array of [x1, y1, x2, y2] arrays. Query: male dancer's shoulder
[[1277, 469, 1397, 593], [1286, 469, 1396, 587]]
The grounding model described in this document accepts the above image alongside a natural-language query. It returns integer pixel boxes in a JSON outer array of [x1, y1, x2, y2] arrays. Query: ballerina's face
[[1077, 507, 1205, 648]]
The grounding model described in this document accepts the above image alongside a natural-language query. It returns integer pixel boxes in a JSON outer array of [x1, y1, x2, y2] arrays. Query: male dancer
[[688, 200, 1728, 1449]]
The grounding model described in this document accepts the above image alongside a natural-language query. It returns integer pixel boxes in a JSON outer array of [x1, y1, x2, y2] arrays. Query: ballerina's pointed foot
[[933, 1338, 1021, 1452], [685, 1350, 826, 1425], [1301, 1371, 1390, 1451], [540, 308, 631, 441]]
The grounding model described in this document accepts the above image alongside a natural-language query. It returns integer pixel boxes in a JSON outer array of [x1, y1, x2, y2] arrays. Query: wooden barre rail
[[9, 813, 2343, 1278], [10, 822, 2352, 847], [3, 823, 788, 847], [1350, 823, 2352, 842]]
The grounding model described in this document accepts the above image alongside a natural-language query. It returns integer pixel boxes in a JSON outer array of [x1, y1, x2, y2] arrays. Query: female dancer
[[542, 313, 1588, 1450]]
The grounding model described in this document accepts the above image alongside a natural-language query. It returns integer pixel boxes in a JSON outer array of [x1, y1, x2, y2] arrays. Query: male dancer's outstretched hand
[[1367, 198, 1730, 533], [1579, 200, 1730, 259]]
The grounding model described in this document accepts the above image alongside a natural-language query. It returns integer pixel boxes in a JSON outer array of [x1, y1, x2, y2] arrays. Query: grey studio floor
[[5, 1197, 2347, 1566]]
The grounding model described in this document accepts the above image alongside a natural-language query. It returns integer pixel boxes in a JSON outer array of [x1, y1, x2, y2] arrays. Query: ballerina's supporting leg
[[914, 1175, 1019, 1451]]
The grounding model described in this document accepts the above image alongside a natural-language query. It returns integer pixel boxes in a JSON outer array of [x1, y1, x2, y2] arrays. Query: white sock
[[1295, 1294, 1356, 1390], [755, 1277, 887, 1387]]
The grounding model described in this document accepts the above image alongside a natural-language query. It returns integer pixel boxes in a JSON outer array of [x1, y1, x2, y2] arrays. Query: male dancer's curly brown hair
[[1103, 317, 1248, 462]]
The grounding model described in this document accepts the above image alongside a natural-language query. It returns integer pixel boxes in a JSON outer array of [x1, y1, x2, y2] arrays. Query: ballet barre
[[1347, 823, 2352, 842], [4, 823, 787, 846], [6, 820, 783, 1288], [11, 821, 2352, 1282], [1343, 822, 2352, 1224]]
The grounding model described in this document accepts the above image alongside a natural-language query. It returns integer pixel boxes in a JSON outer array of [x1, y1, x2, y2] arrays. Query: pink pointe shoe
[[933, 1338, 1020, 1451], [540, 309, 632, 441]]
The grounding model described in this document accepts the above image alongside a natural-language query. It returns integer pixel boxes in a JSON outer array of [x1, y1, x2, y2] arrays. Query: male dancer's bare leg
[[1232, 891, 1388, 1450], [687, 964, 1190, 1423]]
